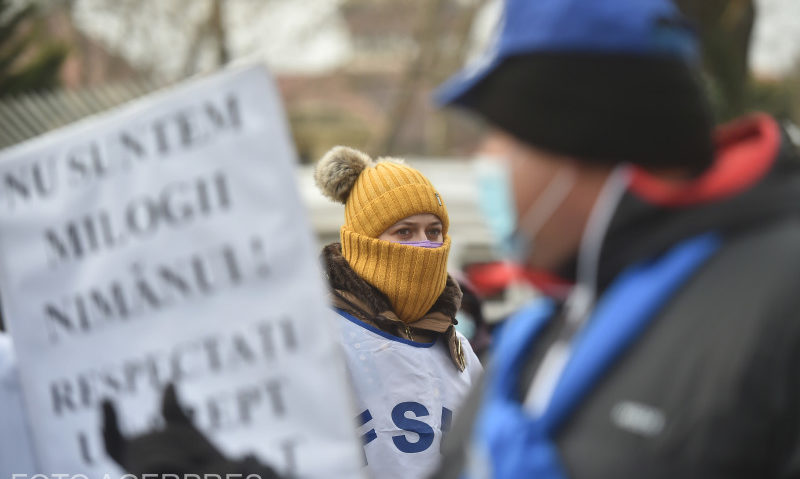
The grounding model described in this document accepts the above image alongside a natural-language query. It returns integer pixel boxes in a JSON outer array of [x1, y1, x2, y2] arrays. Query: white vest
[[0, 334, 37, 476], [334, 309, 482, 479]]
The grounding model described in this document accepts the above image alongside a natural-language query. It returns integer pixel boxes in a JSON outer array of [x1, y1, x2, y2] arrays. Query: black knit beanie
[[458, 51, 716, 173]]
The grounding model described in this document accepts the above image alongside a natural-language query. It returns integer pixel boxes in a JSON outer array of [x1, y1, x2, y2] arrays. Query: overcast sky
[[751, 0, 800, 76], [70, 0, 800, 78]]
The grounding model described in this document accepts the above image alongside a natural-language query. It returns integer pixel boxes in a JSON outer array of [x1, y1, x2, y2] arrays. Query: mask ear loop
[[518, 167, 578, 239], [509, 166, 578, 263], [523, 163, 631, 416], [564, 163, 632, 325]]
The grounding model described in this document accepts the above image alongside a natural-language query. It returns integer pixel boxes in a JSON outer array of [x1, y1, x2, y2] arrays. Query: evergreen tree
[[0, 0, 68, 98]]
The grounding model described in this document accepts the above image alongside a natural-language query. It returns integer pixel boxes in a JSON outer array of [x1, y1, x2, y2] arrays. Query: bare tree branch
[[370, 0, 447, 155]]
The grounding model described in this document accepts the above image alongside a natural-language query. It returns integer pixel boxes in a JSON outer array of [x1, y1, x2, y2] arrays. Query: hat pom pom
[[314, 146, 374, 204]]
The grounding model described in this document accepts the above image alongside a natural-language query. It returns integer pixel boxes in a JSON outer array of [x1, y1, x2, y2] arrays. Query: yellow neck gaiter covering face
[[341, 226, 451, 323], [314, 146, 452, 324]]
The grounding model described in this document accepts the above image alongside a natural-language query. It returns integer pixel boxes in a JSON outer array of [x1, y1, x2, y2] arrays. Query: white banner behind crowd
[[0, 65, 363, 478]]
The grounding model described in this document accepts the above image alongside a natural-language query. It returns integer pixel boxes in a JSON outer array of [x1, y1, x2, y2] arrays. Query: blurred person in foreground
[[102, 147, 481, 479], [430, 0, 800, 478]]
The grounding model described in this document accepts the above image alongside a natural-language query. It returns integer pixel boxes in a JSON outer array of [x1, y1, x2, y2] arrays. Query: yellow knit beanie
[[315, 146, 451, 323]]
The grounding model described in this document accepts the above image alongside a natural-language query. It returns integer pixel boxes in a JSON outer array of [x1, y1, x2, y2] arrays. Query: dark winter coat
[[434, 114, 800, 479]]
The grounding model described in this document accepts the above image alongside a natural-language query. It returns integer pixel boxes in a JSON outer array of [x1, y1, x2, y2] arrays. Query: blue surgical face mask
[[455, 311, 476, 339], [399, 240, 443, 248], [474, 156, 518, 258], [474, 155, 576, 264]]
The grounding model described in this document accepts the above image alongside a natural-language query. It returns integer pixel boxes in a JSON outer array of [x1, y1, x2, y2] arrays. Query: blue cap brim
[[433, 52, 505, 108]]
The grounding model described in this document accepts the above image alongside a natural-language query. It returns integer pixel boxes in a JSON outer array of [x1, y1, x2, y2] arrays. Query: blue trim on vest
[[470, 233, 721, 479], [335, 308, 437, 348]]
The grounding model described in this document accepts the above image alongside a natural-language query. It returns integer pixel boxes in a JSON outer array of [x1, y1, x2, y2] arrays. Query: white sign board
[[0, 65, 363, 478]]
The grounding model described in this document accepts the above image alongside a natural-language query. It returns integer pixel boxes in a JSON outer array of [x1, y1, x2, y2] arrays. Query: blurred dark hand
[[102, 384, 282, 478]]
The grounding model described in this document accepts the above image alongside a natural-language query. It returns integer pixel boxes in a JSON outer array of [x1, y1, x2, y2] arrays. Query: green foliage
[[748, 66, 800, 124], [0, 0, 68, 98], [675, 0, 800, 124], [750, 80, 794, 120], [674, 0, 755, 122]]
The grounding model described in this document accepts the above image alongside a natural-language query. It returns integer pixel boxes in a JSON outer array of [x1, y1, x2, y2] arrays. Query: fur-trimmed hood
[[322, 243, 467, 371]]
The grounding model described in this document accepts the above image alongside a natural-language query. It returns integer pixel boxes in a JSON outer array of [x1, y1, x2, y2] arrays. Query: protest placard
[[0, 65, 363, 478]]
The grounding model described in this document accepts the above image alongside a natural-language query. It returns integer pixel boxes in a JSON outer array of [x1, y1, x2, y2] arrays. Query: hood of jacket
[[555, 113, 800, 293]]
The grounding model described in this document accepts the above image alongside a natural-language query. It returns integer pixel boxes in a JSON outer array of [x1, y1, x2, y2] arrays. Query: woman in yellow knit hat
[[314, 146, 482, 479]]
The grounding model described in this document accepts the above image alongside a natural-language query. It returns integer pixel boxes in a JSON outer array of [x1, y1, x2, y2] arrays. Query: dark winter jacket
[[434, 114, 800, 479], [321, 243, 467, 371]]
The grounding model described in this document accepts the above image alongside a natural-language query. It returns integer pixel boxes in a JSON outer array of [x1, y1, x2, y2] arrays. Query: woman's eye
[[396, 228, 411, 236], [427, 229, 442, 238]]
